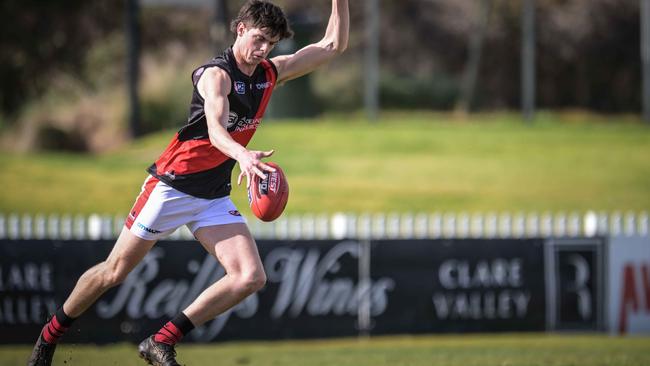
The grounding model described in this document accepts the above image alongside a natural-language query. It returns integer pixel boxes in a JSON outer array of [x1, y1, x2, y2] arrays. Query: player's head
[[231, 1, 293, 63]]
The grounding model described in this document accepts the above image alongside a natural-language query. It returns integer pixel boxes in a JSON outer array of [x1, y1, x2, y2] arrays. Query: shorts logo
[[164, 170, 176, 180], [234, 81, 246, 94], [229, 210, 242, 217], [136, 222, 161, 234]]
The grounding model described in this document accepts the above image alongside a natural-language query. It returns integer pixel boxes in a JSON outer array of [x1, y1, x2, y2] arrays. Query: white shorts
[[125, 175, 247, 240]]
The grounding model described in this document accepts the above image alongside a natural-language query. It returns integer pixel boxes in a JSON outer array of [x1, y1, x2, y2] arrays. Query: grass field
[[2, 334, 649, 366], [0, 111, 649, 215]]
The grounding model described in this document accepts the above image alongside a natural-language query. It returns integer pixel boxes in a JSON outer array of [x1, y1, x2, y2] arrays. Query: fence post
[[414, 213, 428, 239], [359, 213, 372, 240], [288, 215, 302, 240], [554, 212, 566, 237], [101, 215, 114, 240], [442, 213, 456, 238], [347, 213, 358, 239], [610, 211, 622, 236], [331, 213, 347, 239], [458, 212, 470, 238], [88, 214, 102, 240], [429, 213, 442, 239], [485, 212, 497, 238], [386, 213, 400, 239], [584, 211, 597, 237], [499, 213, 512, 238], [8, 213, 20, 239], [526, 212, 539, 238], [597, 211, 609, 236], [568, 212, 580, 237], [624, 212, 637, 237], [513, 212, 525, 238], [21, 214, 33, 239], [0, 213, 5, 239], [302, 214, 315, 240], [35, 214, 46, 239]]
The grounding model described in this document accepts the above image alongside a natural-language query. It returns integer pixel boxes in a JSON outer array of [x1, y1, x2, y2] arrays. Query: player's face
[[238, 23, 280, 65]]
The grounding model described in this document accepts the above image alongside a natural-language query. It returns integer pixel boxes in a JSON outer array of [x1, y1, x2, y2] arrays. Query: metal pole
[[642, 0, 650, 124], [521, 0, 536, 123], [458, 0, 492, 113], [126, 0, 141, 138], [364, 0, 380, 122], [358, 239, 372, 337], [213, 0, 230, 53]]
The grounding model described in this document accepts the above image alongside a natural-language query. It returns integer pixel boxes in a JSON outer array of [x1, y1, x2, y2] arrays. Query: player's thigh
[[194, 223, 263, 275], [104, 226, 157, 275]]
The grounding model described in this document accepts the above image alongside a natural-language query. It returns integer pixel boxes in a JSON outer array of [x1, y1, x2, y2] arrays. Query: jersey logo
[[227, 111, 261, 132], [234, 81, 246, 95], [256, 81, 273, 90]]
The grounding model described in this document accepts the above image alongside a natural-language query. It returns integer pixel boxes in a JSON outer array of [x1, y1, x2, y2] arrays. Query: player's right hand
[[236, 149, 276, 188]]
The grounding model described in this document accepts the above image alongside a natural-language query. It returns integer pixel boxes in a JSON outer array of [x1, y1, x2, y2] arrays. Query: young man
[[27, 1, 349, 365]]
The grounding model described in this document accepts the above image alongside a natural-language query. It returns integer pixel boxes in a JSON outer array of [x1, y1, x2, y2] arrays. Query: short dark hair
[[230, 0, 294, 40]]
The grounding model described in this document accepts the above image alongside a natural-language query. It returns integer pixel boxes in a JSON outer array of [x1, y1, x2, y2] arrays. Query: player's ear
[[237, 22, 246, 37]]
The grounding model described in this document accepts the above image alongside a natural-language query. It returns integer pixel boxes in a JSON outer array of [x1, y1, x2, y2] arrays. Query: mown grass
[[2, 334, 649, 366], [0, 111, 649, 215]]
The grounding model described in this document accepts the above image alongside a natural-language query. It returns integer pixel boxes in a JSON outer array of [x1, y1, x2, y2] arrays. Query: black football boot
[[27, 335, 57, 366], [138, 336, 181, 366]]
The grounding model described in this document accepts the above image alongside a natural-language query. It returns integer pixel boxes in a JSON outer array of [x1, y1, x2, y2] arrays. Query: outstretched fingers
[[237, 149, 277, 188]]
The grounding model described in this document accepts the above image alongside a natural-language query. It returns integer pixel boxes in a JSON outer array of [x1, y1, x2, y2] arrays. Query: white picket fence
[[0, 211, 648, 241]]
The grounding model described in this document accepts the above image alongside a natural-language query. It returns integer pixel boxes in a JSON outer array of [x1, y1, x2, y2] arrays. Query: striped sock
[[41, 308, 76, 344], [153, 312, 195, 346]]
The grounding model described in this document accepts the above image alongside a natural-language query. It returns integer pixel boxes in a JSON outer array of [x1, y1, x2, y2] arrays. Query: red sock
[[153, 322, 184, 345], [153, 313, 194, 346], [41, 308, 75, 344]]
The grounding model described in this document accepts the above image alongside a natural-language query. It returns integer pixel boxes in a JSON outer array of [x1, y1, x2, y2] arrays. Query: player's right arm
[[197, 67, 275, 188]]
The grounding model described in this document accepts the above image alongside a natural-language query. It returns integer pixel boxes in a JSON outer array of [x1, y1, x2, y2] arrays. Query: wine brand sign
[[0, 240, 395, 343], [2, 237, 616, 343]]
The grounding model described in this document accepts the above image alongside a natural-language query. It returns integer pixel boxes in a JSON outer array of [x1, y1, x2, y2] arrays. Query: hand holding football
[[248, 162, 289, 222]]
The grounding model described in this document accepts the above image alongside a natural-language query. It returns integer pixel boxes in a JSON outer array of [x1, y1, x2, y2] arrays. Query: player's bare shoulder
[[197, 67, 232, 100]]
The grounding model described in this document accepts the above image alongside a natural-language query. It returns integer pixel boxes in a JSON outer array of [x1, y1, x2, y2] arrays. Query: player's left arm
[[272, 0, 349, 84]]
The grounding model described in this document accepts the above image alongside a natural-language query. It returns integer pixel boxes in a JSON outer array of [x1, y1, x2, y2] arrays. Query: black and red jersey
[[147, 47, 277, 199]]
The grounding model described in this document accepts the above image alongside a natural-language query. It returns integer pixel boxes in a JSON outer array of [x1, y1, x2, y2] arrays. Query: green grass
[[3, 334, 650, 366], [1, 111, 649, 215]]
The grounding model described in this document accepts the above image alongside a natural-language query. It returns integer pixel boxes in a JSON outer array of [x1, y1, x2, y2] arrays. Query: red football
[[248, 162, 289, 222]]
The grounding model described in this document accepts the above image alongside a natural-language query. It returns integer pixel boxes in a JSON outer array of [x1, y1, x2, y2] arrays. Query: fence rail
[[1, 211, 648, 241]]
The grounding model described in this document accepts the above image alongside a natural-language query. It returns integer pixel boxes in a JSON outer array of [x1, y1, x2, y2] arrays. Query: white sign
[[608, 236, 650, 334]]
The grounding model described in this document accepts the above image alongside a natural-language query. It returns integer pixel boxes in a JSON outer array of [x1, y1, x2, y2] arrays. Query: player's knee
[[238, 268, 267, 294]]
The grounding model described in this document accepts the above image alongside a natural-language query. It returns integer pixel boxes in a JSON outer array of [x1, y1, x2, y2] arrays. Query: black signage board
[[1, 238, 551, 343], [0, 239, 366, 343], [370, 239, 546, 334]]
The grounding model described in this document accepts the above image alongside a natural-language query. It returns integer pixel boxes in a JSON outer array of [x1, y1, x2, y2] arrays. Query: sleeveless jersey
[[146, 47, 278, 199]]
